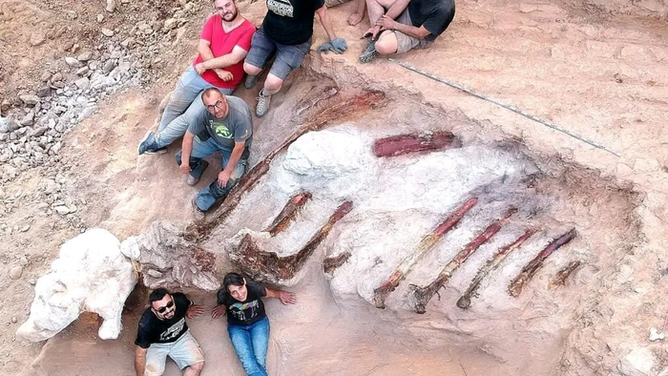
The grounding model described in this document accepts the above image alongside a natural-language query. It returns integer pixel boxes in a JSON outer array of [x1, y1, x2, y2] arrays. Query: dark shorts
[[244, 26, 312, 80]]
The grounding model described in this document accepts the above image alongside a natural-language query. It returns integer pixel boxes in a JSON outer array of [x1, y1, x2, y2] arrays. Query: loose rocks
[[8, 266, 23, 280]]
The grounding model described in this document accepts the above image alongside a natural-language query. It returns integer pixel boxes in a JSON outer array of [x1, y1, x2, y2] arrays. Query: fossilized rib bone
[[323, 252, 352, 274], [372, 131, 461, 158], [373, 197, 478, 309], [184, 90, 386, 242], [234, 201, 353, 282], [548, 260, 581, 290], [456, 229, 536, 309], [508, 228, 577, 297], [265, 191, 312, 236], [409, 208, 517, 314]]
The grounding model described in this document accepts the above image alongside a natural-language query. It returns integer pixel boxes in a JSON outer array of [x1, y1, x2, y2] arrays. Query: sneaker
[[186, 160, 209, 186], [359, 40, 379, 64], [244, 74, 259, 90], [138, 131, 167, 155], [256, 89, 272, 117], [191, 197, 206, 219]]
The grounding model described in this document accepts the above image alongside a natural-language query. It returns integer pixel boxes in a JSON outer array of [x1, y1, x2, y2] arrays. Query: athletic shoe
[[256, 89, 272, 117], [359, 40, 379, 63], [244, 74, 259, 90], [186, 160, 209, 186], [138, 131, 167, 155]]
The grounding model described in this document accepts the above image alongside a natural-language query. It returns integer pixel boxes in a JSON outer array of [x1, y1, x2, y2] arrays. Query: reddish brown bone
[[183, 90, 386, 242], [508, 228, 577, 297], [373, 197, 478, 309], [409, 208, 517, 314], [265, 191, 312, 236], [235, 201, 353, 281], [456, 229, 536, 309], [323, 252, 352, 274], [373, 131, 461, 158], [548, 260, 582, 290]]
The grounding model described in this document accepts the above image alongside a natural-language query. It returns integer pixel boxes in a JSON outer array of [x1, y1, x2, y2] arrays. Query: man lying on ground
[[358, 0, 455, 63], [138, 0, 255, 155], [176, 88, 252, 213]]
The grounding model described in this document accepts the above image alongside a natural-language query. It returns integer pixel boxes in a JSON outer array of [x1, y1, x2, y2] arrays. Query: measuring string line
[[387, 57, 621, 158]]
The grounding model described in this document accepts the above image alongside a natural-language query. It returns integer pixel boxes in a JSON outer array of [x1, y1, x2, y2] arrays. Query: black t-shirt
[[217, 280, 268, 326], [262, 0, 325, 45], [408, 0, 455, 42], [135, 293, 191, 349]]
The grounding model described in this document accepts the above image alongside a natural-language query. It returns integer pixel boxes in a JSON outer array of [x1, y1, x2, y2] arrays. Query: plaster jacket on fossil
[[17, 228, 137, 342]]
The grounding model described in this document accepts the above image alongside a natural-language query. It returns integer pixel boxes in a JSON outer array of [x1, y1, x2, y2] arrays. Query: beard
[[222, 10, 238, 21]]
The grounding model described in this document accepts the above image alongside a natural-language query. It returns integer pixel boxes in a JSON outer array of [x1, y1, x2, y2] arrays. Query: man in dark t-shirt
[[242, 0, 348, 117], [357, 0, 455, 63], [176, 88, 253, 213], [134, 288, 205, 376]]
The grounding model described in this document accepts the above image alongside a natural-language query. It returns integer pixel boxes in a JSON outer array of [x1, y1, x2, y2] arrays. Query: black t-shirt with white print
[[408, 0, 455, 42], [262, 0, 325, 45], [217, 280, 267, 326], [135, 293, 191, 349]]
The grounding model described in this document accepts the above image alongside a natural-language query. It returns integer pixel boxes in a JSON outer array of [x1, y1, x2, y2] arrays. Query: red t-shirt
[[193, 16, 256, 89]]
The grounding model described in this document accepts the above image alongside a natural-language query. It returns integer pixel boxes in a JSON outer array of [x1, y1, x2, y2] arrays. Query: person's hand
[[347, 12, 363, 26], [376, 15, 397, 31], [211, 305, 226, 319], [195, 63, 207, 75], [217, 170, 230, 187], [363, 25, 381, 40], [279, 291, 297, 305], [180, 162, 191, 175], [316, 38, 347, 54], [215, 69, 233, 82], [186, 304, 204, 319]]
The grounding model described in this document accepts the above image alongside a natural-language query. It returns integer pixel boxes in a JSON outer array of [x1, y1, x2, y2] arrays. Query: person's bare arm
[[376, 15, 431, 39], [265, 287, 297, 304], [180, 131, 196, 175], [383, 0, 410, 19], [200, 46, 249, 70], [134, 346, 148, 376], [315, 6, 338, 41], [217, 141, 245, 187], [197, 39, 216, 61]]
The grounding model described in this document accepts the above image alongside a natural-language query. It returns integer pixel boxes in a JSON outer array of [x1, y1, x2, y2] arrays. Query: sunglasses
[[156, 300, 174, 314], [205, 100, 225, 112]]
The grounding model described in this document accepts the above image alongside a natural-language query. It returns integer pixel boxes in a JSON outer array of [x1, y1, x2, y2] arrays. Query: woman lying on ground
[[212, 272, 297, 376]]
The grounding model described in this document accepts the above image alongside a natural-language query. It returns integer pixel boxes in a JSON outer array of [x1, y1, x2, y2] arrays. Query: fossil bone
[[265, 191, 312, 236], [456, 229, 537, 309], [372, 131, 460, 158], [548, 260, 582, 289], [409, 208, 517, 314], [373, 197, 478, 309], [508, 228, 577, 297], [323, 252, 352, 274]]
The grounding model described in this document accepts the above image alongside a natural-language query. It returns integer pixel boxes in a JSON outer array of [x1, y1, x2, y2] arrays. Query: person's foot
[[256, 89, 272, 117], [191, 197, 206, 220], [138, 131, 167, 155], [244, 74, 259, 90], [186, 160, 209, 186], [359, 40, 379, 64]]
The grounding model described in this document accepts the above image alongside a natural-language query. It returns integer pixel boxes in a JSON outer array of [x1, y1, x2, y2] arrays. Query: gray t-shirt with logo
[[189, 95, 253, 159]]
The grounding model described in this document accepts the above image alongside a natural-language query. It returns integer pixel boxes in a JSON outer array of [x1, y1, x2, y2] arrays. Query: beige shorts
[[145, 330, 204, 376], [394, 9, 433, 54]]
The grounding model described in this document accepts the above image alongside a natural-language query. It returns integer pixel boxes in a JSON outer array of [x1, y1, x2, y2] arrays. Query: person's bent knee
[[189, 361, 205, 372], [264, 75, 283, 92], [244, 62, 262, 75]]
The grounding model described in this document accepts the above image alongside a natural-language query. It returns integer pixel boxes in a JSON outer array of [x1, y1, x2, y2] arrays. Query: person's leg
[[228, 325, 269, 376], [243, 26, 276, 90], [144, 344, 170, 376], [194, 148, 247, 211], [376, 10, 423, 56], [249, 317, 270, 368], [364, 0, 399, 38], [175, 136, 220, 186], [168, 331, 205, 376], [255, 38, 311, 117]]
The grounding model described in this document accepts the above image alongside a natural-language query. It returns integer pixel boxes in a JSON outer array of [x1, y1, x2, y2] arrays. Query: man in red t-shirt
[[139, 0, 256, 155]]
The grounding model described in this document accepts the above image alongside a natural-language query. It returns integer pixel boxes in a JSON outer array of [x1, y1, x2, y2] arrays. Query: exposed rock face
[[123, 222, 219, 291], [17, 228, 137, 341]]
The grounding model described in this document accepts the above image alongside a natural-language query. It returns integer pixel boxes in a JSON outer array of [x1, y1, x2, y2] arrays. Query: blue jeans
[[156, 66, 235, 148], [175, 135, 247, 212], [228, 317, 270, 376]]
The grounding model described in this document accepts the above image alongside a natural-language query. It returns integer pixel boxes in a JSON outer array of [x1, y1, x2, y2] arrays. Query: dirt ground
[[1, 0, 667, 375]]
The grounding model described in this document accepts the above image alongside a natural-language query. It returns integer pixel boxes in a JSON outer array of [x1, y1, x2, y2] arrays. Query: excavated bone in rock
[[184, 90, 386, 242], [265, 190, 312, 236], [323, 252, 352, 274], [372, 131, 461, 158], [373, 197, 478, 309], [124, 222, 219, 291], [508, 228, 577, 297], [457, 229, 537, 309], [17, 228, 137, 341], [548, 260, 581, 290], [230, 201, 353, 284], [409, 208, 516, 314]]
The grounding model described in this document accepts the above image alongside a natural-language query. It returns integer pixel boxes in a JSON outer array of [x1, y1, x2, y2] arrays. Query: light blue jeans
[[156, 66, 235, 148], [175, 135, 247, 212], [228, 317, 270, 376]]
